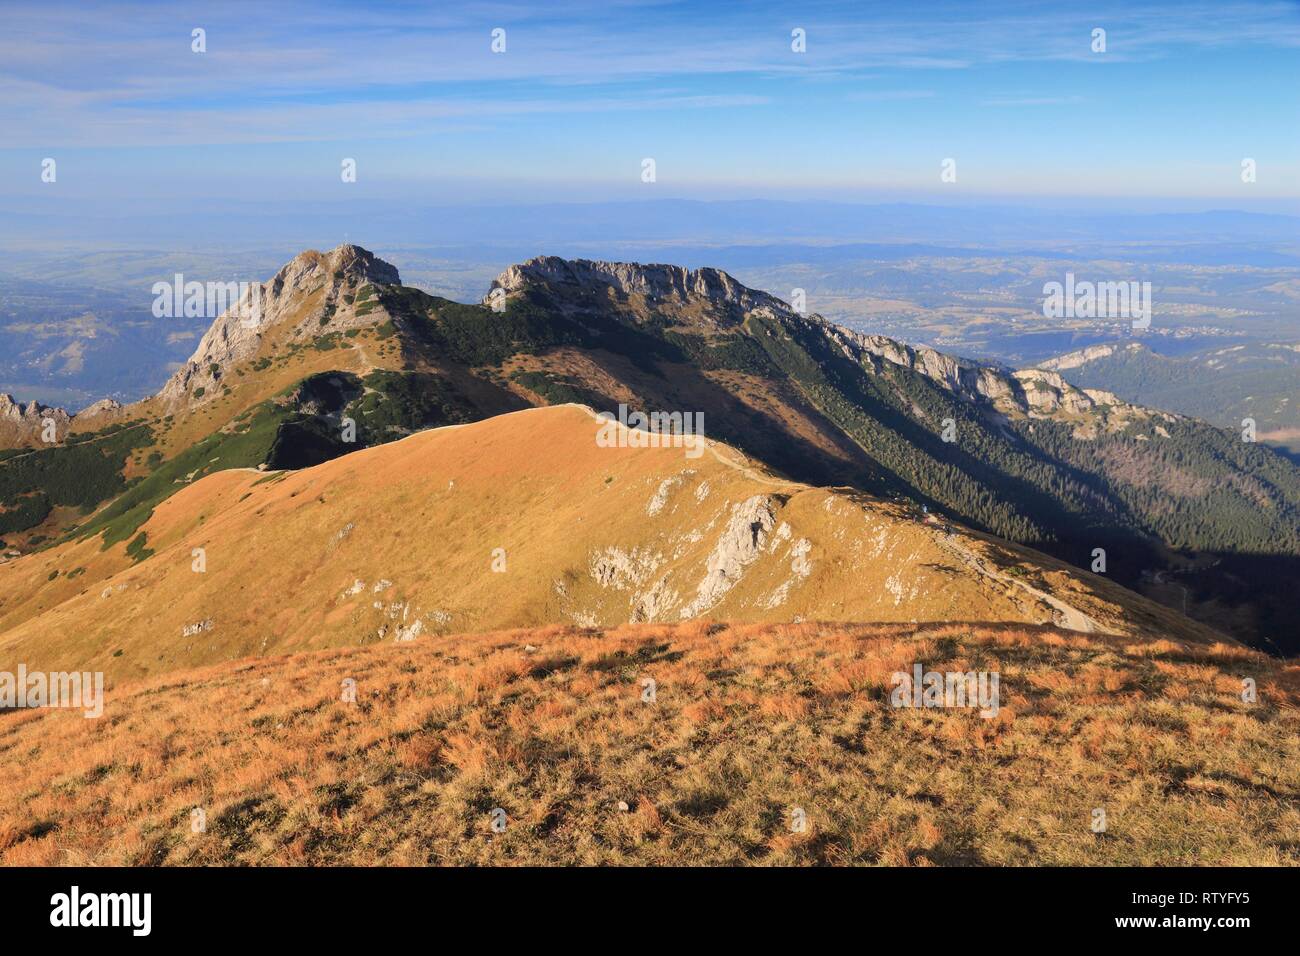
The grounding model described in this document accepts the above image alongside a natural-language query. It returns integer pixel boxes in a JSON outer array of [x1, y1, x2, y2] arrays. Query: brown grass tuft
[[0, 620, 1295, 866]]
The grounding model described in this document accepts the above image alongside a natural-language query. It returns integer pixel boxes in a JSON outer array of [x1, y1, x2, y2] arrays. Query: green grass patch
[[125, 531, 155, 563]]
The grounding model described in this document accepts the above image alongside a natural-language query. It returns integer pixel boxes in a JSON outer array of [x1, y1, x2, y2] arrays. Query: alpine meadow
[[0, 1, 1297, 935]]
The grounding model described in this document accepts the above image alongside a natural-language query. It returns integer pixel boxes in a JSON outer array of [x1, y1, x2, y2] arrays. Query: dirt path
[[935, 530, 1104, 634]]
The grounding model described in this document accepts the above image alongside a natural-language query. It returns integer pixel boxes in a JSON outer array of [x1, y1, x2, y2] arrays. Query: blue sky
[[1, 0, 1297, 207]]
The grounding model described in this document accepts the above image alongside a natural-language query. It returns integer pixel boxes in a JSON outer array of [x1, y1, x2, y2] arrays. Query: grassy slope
[[0, 405, 1223, 684], [0, 620, 1295, 866]]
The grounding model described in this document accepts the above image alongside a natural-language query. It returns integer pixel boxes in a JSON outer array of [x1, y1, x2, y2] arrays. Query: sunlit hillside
[[1, 620, 1295, 866], [0, 404, 1221, 683]]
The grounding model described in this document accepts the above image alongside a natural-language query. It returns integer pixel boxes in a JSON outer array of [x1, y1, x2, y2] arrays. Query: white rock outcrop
[[679, 495, 777, 617]]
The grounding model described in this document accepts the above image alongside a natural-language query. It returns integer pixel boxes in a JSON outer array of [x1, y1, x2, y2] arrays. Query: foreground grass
[[1, 621, 1297, 866]]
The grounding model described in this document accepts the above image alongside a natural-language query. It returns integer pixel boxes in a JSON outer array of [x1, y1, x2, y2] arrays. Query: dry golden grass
[[1, 621, 1296, 866], [0, 405, 1225, 686]]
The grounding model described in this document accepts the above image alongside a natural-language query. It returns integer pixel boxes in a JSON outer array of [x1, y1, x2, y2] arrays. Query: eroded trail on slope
[[935, 530, 1103, 634]]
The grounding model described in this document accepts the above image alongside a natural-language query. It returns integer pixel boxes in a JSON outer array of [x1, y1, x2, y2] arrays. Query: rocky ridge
[[489, 256, 1164, 433], [156, 244, 401, 408], [486, 255, 800, 329], [1038, 341, 1143, 372], [0, 394, 122, 445]]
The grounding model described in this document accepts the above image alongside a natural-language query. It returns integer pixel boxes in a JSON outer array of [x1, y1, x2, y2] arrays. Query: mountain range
[[2, 244, 1299, 658]]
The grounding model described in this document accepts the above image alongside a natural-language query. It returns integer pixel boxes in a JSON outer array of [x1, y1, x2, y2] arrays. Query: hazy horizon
[[2, 0, 1297, 229]]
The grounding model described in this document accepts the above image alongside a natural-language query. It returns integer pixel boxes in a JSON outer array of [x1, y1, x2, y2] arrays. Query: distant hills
[[2, 245, 1299, 654], [1037, 340, 1300, 457], [6, 199, 1299, 258]]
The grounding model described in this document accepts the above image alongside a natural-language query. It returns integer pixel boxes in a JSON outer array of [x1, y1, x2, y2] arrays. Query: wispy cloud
[[0, 80, 771, 147], [0, 0, 1295, 201], [2, 0, 1298, 148]]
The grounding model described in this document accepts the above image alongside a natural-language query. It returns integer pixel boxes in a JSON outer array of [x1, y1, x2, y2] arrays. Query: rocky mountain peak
[[0, 393, 60, 421], [485, 256, 798, 326], [0, 392, 124, 448], [275, 244, 400, 291], [158, 244, 400, 408]]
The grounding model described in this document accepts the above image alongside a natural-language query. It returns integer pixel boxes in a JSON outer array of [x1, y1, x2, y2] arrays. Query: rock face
[[1012, 368, 1104, 415], [157, 244, 401, 409], [1039, 342, 1143, 371], [679, 494, 778, 617], [488, 254, 1160, 431], [78, 398, 124, 419], [486, 256, 799, 328], [820, 324, 1150, 425], [0, 394, 71, 445], [827, 327, 1018, 402]]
